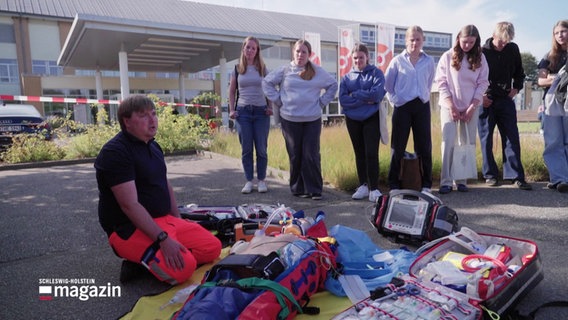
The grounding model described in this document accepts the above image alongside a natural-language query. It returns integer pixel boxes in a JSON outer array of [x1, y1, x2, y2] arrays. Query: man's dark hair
[[117, 95, 155, 131]]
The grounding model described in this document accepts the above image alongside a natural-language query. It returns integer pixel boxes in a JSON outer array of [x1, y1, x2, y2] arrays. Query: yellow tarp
[[120, 248, 353, 320]]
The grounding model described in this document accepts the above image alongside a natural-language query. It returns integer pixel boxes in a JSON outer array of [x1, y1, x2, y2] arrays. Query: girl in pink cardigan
[[435, 25, 489, 194]]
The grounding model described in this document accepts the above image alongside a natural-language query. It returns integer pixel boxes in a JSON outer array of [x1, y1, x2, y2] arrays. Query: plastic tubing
[[259, 204, 290, 235], [461, 254, 507, 274]]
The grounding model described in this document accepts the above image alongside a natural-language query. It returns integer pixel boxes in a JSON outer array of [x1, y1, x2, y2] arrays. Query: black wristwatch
[[156, 231, 168, 243]]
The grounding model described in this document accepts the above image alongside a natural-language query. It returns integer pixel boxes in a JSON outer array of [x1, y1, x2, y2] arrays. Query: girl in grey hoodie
[[263, 39, 338, 200]]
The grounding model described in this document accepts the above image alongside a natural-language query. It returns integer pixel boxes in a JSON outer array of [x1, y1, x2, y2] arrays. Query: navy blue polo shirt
[[95, 131, 171, 237]]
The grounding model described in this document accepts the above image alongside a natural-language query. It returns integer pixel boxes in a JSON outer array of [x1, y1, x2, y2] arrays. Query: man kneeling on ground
[[95, 95, 221, 284]]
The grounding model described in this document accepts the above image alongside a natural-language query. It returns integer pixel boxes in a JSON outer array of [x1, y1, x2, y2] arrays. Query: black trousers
[[280, 118, 323, 195], [388, 98, 432, 189], [345, 112, 380, 190]]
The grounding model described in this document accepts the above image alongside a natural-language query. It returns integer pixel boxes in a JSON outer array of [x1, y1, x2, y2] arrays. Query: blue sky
[[191, 0, 565, 59]]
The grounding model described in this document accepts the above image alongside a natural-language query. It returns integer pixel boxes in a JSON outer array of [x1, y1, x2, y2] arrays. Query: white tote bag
[[451, 120, 477, 180], [544, 65, 568, 116]]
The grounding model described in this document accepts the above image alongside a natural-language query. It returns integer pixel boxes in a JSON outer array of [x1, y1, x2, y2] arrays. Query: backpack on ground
[[172, 214, 337, 320], [399, 151, 423, 191]]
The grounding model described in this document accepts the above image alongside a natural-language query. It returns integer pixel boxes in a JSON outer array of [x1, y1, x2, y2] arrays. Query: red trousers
[[109, 215, 222, 284]]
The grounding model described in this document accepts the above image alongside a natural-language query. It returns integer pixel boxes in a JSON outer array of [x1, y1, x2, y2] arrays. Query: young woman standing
[[229, 36, 272, 194], [384, 26, 436, 193], [340, 43, 386, 202], [263, 39, 338, 200], [435, 25, 489, 194], [537, 20, 568, 193]]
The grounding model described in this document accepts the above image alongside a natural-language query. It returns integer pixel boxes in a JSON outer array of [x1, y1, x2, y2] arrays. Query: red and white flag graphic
[[39, 286, 53, 301], [304, 32, 321, 66], [376, 23, 395, 73], [338, 27, 354, 77]]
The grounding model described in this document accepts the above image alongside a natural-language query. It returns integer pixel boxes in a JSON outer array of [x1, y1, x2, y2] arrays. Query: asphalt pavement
[[1, 151, 567, 320]]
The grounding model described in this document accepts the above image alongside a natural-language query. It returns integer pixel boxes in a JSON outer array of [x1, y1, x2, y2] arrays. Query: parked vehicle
[[0, 104, 52, 148]]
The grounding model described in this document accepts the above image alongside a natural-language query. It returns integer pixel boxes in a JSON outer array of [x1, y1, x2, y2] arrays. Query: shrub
[[1, 96, 213, 163], [63, 122, 119, 159], [155, 105, 212, 153], [1, 133, 65, 163]]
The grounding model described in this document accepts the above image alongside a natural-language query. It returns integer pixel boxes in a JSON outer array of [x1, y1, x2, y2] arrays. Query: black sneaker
[[456, 184, 469, 192], [438, 185, 452, 194], [514, 180, 533, 190], [119, 260, 149, 284], [311, 193, 322, 200], [485, 178, 498, 186], [557, 182, 568, 193], [547, 182, 558, 189], [293, 193, 310, 198]]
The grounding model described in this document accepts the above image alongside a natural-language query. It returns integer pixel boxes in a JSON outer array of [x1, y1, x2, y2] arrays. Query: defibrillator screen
[[383, 197, 429, 236]]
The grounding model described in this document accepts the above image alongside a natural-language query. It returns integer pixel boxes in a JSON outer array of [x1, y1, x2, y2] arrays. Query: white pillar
[[219, 57, 228, 127], [118, 44, 130, 101], [95, 68, 104, 124], [95, 69, 103, 100], [177, 71, 188, 114]]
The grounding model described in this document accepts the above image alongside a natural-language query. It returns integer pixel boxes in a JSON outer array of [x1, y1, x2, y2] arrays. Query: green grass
[[517, 121, 541, 134], [210, 114, 548, 191]]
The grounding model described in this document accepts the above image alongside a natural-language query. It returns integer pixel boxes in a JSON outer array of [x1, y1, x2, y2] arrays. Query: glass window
[[280, 46, 291, 60], [360, 28, 376, 44], [32, 62, 47, 75], [48, 61, 61, 75], [75, 69, 95, 77], [263, 45, 292, 60], [394, 32, 405, 45], [155, 72, 178, 79], [102, 70, 119, 77], [32, 60, 62, 76], [369, 51, 376, 63], [263, 46, 282, 59], [0, 24, 15, 43], [361, 30, 370, 42], [322, 48, 337, 62], [261, 47, 273, 59], [75, 69, 146, 78], [0, 59, 18, 83]]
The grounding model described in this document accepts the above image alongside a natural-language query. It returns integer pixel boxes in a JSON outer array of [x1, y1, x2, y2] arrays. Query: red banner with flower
[[338, 27, 354, 77], [304, 32, 321, 66], [376, 23, 395, 73]]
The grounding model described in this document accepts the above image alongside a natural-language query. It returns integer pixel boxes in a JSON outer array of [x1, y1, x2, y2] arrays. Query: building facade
[[0, 0, 451, 123]]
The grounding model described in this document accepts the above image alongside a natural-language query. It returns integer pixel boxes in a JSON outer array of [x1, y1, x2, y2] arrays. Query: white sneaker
[[257, 181, 268, 193], [421, 187, 432, 193], [369, 189, 382, 202], [352, 184, 369, 200], [241, 181, 253, 194]]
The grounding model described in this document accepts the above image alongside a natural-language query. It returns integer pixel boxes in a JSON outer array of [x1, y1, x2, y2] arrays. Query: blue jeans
[[478, 97, 526, 181], [235, 105, 270, 181], [542, 114, 568, 184]]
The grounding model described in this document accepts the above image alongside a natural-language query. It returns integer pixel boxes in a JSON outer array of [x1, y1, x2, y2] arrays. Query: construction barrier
[[0, 94, 214, 109]]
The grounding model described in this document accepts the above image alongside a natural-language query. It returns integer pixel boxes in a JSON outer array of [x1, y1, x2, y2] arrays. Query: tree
[[521, 52, 538, 84]]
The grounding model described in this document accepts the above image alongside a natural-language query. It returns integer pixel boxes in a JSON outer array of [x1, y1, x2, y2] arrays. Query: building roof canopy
[[58, 13, 282, 72], [1, 0, 450, 73]]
